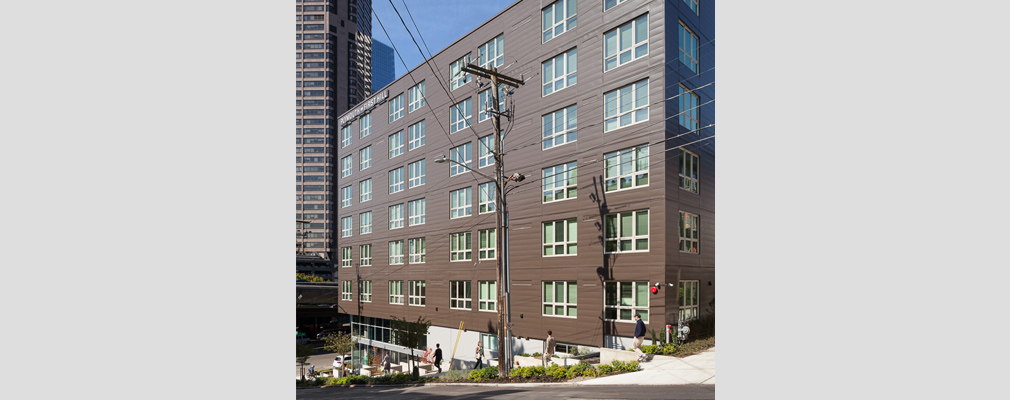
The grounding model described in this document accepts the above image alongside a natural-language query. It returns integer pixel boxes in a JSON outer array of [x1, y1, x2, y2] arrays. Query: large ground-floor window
[[604, 281, 649, 322]]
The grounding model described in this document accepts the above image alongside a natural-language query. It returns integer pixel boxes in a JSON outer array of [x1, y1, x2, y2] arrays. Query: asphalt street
[[295, 384, 715, 399]]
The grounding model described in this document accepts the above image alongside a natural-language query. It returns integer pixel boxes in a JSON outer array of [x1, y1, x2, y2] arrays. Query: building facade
[[296, 0, 374, 271], [371, 39, 395, 92], [333, 0, 714, 366]]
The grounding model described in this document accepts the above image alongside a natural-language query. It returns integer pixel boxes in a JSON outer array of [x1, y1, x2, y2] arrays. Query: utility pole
[[460, 63, 523, 377]]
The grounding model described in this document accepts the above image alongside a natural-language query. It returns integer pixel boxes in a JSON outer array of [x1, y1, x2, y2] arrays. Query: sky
[[371, 0, 518, 78]]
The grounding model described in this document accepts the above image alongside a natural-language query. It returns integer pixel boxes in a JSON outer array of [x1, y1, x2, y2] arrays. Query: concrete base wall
[[600, 347, 644, 364]]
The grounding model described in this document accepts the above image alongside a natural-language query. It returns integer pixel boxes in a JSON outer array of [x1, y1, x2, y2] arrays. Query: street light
[[434, 155, 524, 373]]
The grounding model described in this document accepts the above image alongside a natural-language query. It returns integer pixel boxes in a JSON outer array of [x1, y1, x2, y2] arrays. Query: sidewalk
[[574, 347, 715, 386]]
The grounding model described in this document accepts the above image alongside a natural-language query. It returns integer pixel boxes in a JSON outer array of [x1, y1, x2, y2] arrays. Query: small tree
[[322, 332, 357, 378], [296, 343, 315, 381], [390, 315, 431, 379]]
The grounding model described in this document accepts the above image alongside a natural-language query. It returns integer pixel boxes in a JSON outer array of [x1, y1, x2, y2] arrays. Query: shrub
[[662, 343, 678, 355], [626, 361, 641, 371], [597, 364, 614, 375], [566, 362, 595, 378], [546, 364, 568, 379], [467, 366, 499, 381], [531, 352, 543, 357], [529, 365, 546, 376], [640, 344, 661, 354], [346, 375, 369, 385], [439, 369, 470, 382]]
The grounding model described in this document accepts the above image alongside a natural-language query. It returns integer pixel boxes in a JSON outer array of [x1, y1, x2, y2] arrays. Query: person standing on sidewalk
[[474, 341, 484, 369], [633, 313, 647, 362], [544, 330, 557, 367], [382, 353, 391, 374], [434, 343, 443, 373]]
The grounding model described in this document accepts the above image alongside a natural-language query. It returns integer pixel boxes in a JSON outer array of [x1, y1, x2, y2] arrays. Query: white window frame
[[450, 54, 471, 91], [359, 244, 372, 266], [478, 182, 495, 214], [389, 280, 404, 305], [478, 280, 496, 312], [341, 246, 352, 267], [359, 112, 371, 138], [542, 162, 577, 203], [604, 145, 649, 192], [359, 178, 372, 202], [603, 79, 649, 132], [542, 48, 577, 97], [408, 81, 425, 112], [542, 218, 577, 256], [604, 0, 629, 12], [341, 280, 352, 301], [679, 21, 699, 73], [359, 211, 372, 234], [359, 280, 372, 302], [449, 98, 472, 133], [479, 228, 496, 260], [604, 14, 648, 72], [450, 232, 472, 262], [449, 142, 472, 176], [542, 105, 577, 150], [341, 155, 352, 177], [341, 125, 352, 148], [408, 159, 426, 188], [408, 198, 426, 226], [478, 84, 505, 122], [604, 281, 649, 322], [389, 240, 404, 265], [450, 280, 472, 310], [389, 130, 404, 159], [388, 167, 404, 194], [408, 120, 425, 150], [478, 135, 495, 168], [388, 204, 404, 230], [408, 280, 426, 306], [679, 211, 700, 253], [449, 187, 472, 219], [359, 145, 371, 170], [542, 0, 577, 43], [389, 92, 404, 122], [341, 216, 352, 238], [679, 280, 700, 321], [679, 149, 699, 194], [604, 209, 649, 253], [341, 185, 352, 207], [478, 34, 504, 69], [679, 85, 700, 132], [685, 0, 699, 15], [542, 281, 577, 318], [408, 237, 426, 264]]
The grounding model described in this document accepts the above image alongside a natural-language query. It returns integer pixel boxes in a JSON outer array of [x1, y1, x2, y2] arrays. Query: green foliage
[[531, 352, 543, 357], [567, 362, 596, 378], [346, 375, 370, 385], [640, 344, 662, 354], [668, 336, 715, 357], [662, 343, 678, 355], [545, 364, 568, 379], [597, 364, 614, 375], [468, 366, 499, 381], [296, 272, 327, 282], [517, 353, 531, 357], [322, 331, 356, 356], [371, 372, 411, 385], [529, 365, 546, 376], [390, 315, 432, 371], [608, 360, 641, 372]]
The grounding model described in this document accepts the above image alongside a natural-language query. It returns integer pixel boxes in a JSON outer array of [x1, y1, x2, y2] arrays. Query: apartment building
[[333, 0, 714, 367]]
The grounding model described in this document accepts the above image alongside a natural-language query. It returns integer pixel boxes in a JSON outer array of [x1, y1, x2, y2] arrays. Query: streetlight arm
[[434, 156, 497, 183]]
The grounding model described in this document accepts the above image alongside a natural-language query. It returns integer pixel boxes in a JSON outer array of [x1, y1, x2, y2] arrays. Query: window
[[359, 145, 371, 170], [450, 54, 471, 90], [341, 185, 352, 207], [341, 216, 352, 237], [341, 155, 352, 177], [341, 125, 352, 147], [679, 85, 700, 132], [604, 15, 648, 72], [604, 281, 649, 322], [450, 232, 472, 261], [389, 240, 404, 265], [409, 280, 426, 306], [542, 0, 577, 43], [408, 159, 426, 188], [679, 21, 699, 73], [408, 198, 426, 226], [407, 237, 426, 264], [359, 112, 371, 138], [481, 334, 498, 353], [542, 105, 577, 150], [408, 81, 425, 112], [450, 187, 472, 219], [341, 247, 352, 267], [388, 167, 404, 194], [389, 93, 404, 122], [341, 280, 352, 301], [389, 280, 404, 305], [450, 280, 472, 309], [478, 34, 504, 69], [604, 0, 628, 12], [542, 162, 577, 203], [449, 98, 472, 133], [357, 211, 369, 232], [479, 281, 496, 312], [603, 79, 649, 132], [408, 120, 425, 150], [449, 143, 472, 176], [359, 281, 372, 302], [388, 204, 404, 230], [478, 135, 495, 168], [679, 211, 700, 253], [479, 228, 496, 260], [604, 145, 649, 192], [542, 48, 577, 96], [543, 281, 577, 317], [679, 280, 699, 321], [604, 210, 649, 253], [382, 130, 404, 159], [359, 178, 372, 202], [543, 218, 577, 256], [679, 149, 699, 194], [478, 182, 495, 214], [478, 84, 505, 122], [360, 244, 372, 266]]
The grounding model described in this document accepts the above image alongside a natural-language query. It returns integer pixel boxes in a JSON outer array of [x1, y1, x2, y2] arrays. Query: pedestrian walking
[[382, 353, 391, 374], [434, 343, 443, 373], [544, 330, 557, 366], [633, 313, 647, 362], [474, 341, 484, 369]]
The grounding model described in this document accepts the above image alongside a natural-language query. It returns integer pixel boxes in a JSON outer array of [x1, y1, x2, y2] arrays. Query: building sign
[[340, 90, 389, 126]]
